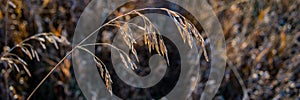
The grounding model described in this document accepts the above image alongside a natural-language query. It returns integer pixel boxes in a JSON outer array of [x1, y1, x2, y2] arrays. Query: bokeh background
[[0, 0, 299, 99]]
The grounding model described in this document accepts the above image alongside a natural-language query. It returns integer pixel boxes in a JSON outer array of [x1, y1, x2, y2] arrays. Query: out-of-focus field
[[0, 0, 299, 99]]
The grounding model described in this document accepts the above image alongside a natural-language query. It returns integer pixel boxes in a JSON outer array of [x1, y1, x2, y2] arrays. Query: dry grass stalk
[[73, 8, 208, 94], [25, 8, 209, 99]]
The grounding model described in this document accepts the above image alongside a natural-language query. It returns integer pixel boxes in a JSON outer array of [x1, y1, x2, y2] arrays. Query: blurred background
[[0, 0, 299, 99]]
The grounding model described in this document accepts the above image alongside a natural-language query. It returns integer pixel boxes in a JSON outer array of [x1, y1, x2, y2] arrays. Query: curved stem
[[76, 46, 107, 69], [229, 62, 249, 100]]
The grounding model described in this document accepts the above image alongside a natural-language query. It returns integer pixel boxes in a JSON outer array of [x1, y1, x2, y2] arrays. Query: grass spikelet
[[0, 32, 69, 77]]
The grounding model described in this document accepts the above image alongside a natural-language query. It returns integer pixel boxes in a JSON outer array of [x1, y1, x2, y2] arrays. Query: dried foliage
[[0, 0, 299, 100], [194, 0, 300, 100]]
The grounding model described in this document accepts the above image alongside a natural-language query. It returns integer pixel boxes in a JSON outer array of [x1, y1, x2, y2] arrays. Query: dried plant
[[0, 8, 209, 99], [1, 0, 298, 99], [80, 8, 209, 95]]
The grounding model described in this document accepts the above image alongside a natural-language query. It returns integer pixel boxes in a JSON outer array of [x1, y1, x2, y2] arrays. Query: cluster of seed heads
[[0, 33, 69, 77], [1, 8, 209, 97], [162, 8, 208, 61], [76, 8, 209, 94]]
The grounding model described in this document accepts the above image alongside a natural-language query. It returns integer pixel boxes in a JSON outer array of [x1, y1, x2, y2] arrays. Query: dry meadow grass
[[0, 0, 299, 99]]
